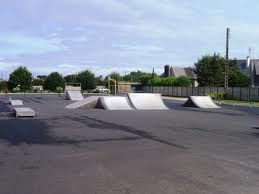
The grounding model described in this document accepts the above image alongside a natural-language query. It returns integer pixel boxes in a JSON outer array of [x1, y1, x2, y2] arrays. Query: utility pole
[[225, 27, 230, 88], [249, 48, 254, 88], [152, 68, 155, 93]]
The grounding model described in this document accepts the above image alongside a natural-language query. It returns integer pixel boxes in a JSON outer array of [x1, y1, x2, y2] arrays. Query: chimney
[[164, 65, 171, 77], [170, 67, 174, 77]]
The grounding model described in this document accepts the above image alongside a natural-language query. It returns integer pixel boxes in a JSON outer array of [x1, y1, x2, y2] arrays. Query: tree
[[194, 54, 225, 86], [194, 54, 249, 87], [32, 74, 46, 87], [228, 60, 249, 87], [32, 79, 44, 86], [140, 74, 153, 85], [44, 72, 65, 91], [76, 70, 96, 90], [95, 75, 104, 86], [106, 72, 123, 82], [64, 74, 77, 83], [0, 80, 8, 93], [37, 75, 47, 80], [123, 70, 154, 84], [8, 66, 32, 91]]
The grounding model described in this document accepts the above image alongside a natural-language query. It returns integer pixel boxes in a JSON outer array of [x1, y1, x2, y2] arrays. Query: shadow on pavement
[[0, 119, 83, 146], [68, 114, 187, 150], [0, 118, 159, 146], [0, 101, 12, 113]]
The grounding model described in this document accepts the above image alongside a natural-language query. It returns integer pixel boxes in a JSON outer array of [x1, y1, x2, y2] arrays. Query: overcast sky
[[0, 0, 259, 78]]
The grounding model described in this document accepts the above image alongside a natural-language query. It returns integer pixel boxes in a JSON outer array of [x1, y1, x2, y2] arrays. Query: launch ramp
[[14, 107, 36, 117], [184, 96, 220, 108], [66, 90, 84, 101], [66, 96, 100, 109], [9, 98, 23, 106], [66, 96, 133, 110], [127, 93, 168, 110]]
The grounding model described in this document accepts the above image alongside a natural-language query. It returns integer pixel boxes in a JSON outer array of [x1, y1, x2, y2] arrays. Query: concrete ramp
[[100, 96, 133, 110], [14, 107, 36, 117], [66, 96, 133, 110], [184, 96, 220, 108], [66, 96, 100, 109], [9, 98, 23, 106], [128, 93, 168, 110], [66, 90, 84, 101]]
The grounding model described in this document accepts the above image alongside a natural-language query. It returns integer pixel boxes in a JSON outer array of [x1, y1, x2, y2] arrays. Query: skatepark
[[1, 92, 259, 193]]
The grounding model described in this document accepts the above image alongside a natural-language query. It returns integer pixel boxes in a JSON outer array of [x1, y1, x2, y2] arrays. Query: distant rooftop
[[236, 59, 259, 75], [163, 65, 196, 79]]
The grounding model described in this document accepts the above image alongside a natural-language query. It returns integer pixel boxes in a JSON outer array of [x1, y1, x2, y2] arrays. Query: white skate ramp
[[100, 96, 133, 110], [14, 107, 36, 117], [66, 96, 100, 109], [9, 99, 23, 106], [128, 93, 168, 110], [66, 90, 84, 101], [184, 96, 220, 108]]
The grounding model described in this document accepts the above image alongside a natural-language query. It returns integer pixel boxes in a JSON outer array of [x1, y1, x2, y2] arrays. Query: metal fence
[[143, 86, 259, 101]]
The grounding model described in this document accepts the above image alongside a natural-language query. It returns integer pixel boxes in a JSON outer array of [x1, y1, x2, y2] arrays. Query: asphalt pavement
[[0, 94, 259, 194]]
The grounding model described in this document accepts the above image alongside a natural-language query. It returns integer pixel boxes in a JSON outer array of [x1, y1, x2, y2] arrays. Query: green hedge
[[147, 76, 192, 87]]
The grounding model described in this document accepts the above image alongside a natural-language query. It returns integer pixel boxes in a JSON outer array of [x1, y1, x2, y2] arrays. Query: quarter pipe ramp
[[127, 93, 168, 110], [100, 96, 133, 110], [184, 96, 220, 108]]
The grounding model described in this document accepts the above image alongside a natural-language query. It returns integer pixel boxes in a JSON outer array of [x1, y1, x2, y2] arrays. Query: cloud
[[0, 61, 22, 79], [0, 61, 20, 71], [74, 36, 88, 42], [0, 0, 259, 76], [0, 32, 67, 57]]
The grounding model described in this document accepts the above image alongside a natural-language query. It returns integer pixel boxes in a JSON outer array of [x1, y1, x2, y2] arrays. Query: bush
[[205, 92, 226, 100], [56, 87, 64, 93], [32, 88, 39, 93], [13, 86, 21, 93], [174, 76, 192, 87]]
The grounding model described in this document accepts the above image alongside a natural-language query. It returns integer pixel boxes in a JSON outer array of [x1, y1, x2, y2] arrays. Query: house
[[236, 57, 259, 87], [163, 65, 198, 87]]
